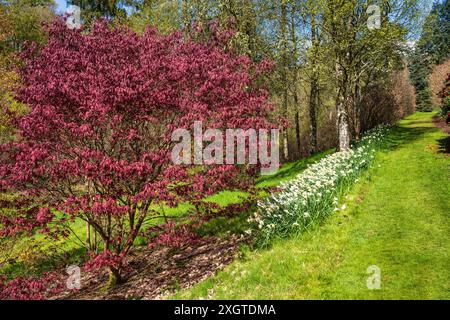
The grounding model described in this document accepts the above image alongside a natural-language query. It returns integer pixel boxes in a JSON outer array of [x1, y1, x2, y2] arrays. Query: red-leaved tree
[[0, 19, 275, 286]]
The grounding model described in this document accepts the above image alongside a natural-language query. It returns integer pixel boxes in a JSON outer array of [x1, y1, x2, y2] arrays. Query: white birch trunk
[[337, 95, 351, 151]]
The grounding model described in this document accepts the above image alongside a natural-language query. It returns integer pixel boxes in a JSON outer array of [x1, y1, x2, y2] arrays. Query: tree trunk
[[354, 82, 363, 140], [290, 5, 301, 158], [309, 79, 318, 154], [243, 0, 257, 59], [280, 0, 289, 162], [335, 55, 351, 151], [337, 90, 351, 151], [93, 229, 98, 253], [308, 13, 318, 155], [86, 221, 91, 249], [181, 0, 191, 32], [294, 103, 301, 158], [107, 266, 122, 289]]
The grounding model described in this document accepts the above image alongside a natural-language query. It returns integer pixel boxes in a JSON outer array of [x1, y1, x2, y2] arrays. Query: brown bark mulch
[[57, 235, 245, 300]]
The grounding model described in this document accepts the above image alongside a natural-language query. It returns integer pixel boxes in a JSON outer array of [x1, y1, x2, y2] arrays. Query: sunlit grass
[[172, 112, 450, 299]]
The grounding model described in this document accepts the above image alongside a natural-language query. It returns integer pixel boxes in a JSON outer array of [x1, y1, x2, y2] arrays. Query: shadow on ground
[[59, 236, 245, 300], [436, 136, 450, 154], [257, 149, 334, 187], [380, 123, 436, 152]]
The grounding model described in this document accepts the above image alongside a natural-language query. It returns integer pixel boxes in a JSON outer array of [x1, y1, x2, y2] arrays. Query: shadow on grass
[[256, 148, 335, 188], [436, 136, 450, 154], [196, 210, 253, 238], [379, 125, 434, 152]]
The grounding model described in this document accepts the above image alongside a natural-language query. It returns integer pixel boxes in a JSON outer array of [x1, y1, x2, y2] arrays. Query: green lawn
[[173, 112, 450, 299]]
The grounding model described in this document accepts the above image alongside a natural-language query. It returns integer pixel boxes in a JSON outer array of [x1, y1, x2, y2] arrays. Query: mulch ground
[[57, 235, 245, 300]]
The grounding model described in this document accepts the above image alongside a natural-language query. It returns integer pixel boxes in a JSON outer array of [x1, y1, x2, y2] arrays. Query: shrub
[[0, 272, 64, 300], [439, 73, 450, 117], [0, 19, 275, 286]]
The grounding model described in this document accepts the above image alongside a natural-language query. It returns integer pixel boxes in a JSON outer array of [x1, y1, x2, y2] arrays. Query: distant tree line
[[0, 0, 432, 158], [409, 0, 450, 112]]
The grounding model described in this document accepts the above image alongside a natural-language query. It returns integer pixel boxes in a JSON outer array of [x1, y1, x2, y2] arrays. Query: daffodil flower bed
[[250, 125, 390, 246]]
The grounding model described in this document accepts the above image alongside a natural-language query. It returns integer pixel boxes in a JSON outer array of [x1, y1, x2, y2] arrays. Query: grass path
[[174, 112, 450, 299]]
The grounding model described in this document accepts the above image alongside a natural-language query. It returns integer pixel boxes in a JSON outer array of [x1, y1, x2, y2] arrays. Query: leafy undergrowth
[[172, 112, 450, 299]]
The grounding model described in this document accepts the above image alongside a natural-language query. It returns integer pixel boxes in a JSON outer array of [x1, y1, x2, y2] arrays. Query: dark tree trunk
[[280, 0, 289, 162], [107, 266, 122, 289], [291, 5, 301, 158], [294, 101, 301, 158], [309, 79, 318, 155], [86, 221, 91, 249], [308, 14, 318, 155]]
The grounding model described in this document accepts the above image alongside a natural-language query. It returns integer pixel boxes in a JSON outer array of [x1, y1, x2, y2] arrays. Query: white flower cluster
[[251, 125, 390, 246]]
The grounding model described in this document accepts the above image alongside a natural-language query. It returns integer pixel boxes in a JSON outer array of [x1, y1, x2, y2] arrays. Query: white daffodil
[[256, 124, 389, 244]]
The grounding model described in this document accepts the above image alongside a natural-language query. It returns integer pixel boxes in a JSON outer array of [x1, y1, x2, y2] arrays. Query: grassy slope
[[173, 112, 450, 299]]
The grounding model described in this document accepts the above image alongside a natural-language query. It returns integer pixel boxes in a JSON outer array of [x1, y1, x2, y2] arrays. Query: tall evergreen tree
[[409, 0, 450, 112]]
